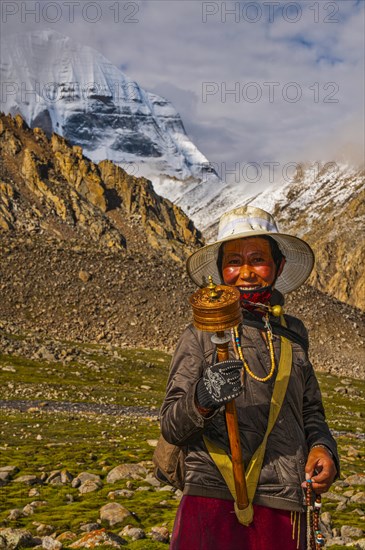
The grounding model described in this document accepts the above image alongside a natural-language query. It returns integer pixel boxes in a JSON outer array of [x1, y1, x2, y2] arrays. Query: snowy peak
[[249, 162, 364, 234], [250, 162, 365, 311], [0, 30, 217, 187]]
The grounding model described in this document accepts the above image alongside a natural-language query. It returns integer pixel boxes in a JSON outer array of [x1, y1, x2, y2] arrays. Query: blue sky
[[1, 0, 364, 182]]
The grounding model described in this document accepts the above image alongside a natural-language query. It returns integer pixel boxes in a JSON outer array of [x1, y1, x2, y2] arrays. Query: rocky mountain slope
[[0, 113, 204, 350], [0, 113, 202, 260], [249, 163, 365, 311], [0, 30, 219, 195]]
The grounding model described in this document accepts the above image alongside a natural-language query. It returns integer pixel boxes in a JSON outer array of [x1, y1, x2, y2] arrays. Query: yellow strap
[[204, 315, 292, 526]]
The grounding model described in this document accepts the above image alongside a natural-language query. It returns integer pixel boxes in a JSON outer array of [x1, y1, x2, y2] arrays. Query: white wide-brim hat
[[187, 205, 314, 294]]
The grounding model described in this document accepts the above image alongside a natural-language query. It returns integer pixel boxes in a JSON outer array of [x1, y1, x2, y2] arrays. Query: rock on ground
[[150, 526, 170, 544], [42, 537, 62, 550], [120, 525, 145, 541], [345, 474, 365, 486], [341, 525, 364, 538], [0, 528, 36, 549], [106, 464, 147, 483], [69, 529, 126, 548], [99, 503, 131, 526]]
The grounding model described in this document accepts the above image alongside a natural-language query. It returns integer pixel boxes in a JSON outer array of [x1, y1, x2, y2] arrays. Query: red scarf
[[239, 286, 273, 313]]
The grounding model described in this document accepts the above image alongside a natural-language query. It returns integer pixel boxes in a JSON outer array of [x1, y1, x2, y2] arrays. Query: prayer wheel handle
[[189, 277, 249, 510]]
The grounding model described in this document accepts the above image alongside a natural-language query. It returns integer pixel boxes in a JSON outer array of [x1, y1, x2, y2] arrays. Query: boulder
[[0, 466, 19, 476], [22, 504, 36, 516], [341, 525, 364, 538], [120, 525, 145, 541], [79, 524, 100, 533], [7, 509, 24, 521], [46, 471, 62, 485], [60, 470, 73, 484], [144, 474, 160, 487], [13, 475, 42, 485], [150, 526, 170, 544], [42, 537, 62, 550], [326, 536, 354, 547], [69, 529, 126, 548], [75, 472, 102, 484], [345, 474, 365, 486], [100, 503, 131, 526], [56, 533, 77, 543], [352, 492, 365, 504], [0, 471, 11, 486], [78, 480, 102, 494], [106, 464, 147, 483], [0, 528, 36, 549], [322, 491, 347, 503]]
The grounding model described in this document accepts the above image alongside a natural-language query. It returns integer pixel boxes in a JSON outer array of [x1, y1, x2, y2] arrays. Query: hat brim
[[186, 230, 314, 294]]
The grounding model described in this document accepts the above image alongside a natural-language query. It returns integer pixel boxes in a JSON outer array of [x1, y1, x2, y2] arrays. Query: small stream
[[0, 399, 159, 418], [1, 400, 364, 438]]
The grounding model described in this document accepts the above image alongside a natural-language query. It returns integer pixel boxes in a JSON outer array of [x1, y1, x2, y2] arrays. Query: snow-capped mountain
[[0, 29, 220, 202], [0, 30, 284, 230], [249, 163, 364, 232], [205, 162, 364, 236]]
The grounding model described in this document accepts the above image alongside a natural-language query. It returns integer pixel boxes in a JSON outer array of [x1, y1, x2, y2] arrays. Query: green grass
[[318, 373, 365, 434], [0, 407, 177, 547], [0, 338, 364, 548], [315, 374, 365, 546], [0, 409, 159, 470], [0, 346, 170, 407], [0, 341, 176, 547]]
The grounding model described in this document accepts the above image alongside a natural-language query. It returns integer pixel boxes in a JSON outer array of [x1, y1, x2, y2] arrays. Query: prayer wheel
[[189, 276, 249, 510], [189, 278, 242, 333]]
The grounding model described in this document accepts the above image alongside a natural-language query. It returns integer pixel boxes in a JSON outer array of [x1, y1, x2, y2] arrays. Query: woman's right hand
[[195, 360, 243, 410]]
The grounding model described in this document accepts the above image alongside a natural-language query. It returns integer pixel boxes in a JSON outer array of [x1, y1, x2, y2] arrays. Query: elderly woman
[[160, 206, 339, 550]]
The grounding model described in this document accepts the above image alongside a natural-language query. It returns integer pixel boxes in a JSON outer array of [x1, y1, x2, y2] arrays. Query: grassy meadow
[[0, 334, 364, 549]]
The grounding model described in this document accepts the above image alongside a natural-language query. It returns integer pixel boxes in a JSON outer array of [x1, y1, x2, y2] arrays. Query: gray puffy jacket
[[160, 313, 339, 512]]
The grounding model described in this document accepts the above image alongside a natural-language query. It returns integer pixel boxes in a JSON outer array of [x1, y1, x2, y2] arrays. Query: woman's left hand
[[302, 446, 337, 494]]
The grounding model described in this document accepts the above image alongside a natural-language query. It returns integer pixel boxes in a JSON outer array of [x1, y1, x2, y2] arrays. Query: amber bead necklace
[[232, 313, 276, 383]]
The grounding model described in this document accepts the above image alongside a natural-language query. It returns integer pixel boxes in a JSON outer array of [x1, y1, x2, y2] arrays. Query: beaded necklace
[[232, 313, 276, 383], [306, 480, 325, 549]]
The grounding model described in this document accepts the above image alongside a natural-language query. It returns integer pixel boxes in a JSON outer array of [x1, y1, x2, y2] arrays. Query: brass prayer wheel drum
[[189, 278, 242, 332]]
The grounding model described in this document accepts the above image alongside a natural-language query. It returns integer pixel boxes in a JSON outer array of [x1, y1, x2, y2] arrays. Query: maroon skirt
[[170, 496, 306, 550]]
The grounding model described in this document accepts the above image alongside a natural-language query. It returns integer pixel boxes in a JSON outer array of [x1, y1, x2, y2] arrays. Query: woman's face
[[222, 237, 277, 289]]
